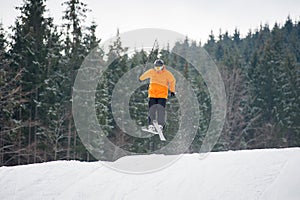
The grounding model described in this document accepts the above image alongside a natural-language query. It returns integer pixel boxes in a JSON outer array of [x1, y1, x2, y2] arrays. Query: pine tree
[[271, 23, 299, 145], [83, 21, 101, 53], [61, 0, 91, 160], [9, 0, 51, 164], [105, 29, 130, 155], [127, 49, 153, 152], [38, 17, 66, 161], [245, 20, 300, 148], [0, 23, 20, 165]]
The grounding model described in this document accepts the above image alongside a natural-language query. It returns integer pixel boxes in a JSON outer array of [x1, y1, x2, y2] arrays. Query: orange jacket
[[139, 67, 176, 99]]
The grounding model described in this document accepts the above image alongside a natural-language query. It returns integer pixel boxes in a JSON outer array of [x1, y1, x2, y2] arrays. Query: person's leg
[[157, 98, 167, 126], [148, 98, 157, 125]]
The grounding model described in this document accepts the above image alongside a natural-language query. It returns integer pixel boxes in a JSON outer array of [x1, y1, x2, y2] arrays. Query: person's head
[[154, 59, 164, 71]]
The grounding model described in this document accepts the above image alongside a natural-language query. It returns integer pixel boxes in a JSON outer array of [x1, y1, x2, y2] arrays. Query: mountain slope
[[1, 148, 299, 200]]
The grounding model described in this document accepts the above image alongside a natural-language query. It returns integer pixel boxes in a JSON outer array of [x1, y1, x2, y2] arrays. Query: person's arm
[[168, 72, 176, 93], [167, 72, 176, 97], [139, 69, 152, 81]]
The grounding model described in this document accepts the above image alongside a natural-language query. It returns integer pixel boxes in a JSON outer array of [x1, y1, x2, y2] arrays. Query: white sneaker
[[148, 125, 156, 132]]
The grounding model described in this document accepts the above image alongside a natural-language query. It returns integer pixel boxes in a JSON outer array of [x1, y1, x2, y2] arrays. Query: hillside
[[1, 148, 299, 200]]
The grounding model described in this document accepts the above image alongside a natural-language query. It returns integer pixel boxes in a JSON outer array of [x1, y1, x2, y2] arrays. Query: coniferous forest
[[0, 0, 299, 166]]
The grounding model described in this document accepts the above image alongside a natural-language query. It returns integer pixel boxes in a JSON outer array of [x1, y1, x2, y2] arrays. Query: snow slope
[[1, 148, 299, 200]]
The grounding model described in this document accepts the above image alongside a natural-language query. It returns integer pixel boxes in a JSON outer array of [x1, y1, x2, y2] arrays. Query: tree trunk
[[28, 108, 32, 164], [67, 115, 72, 160], [73, 129, 76, 160], [34, 89, 38, 163]]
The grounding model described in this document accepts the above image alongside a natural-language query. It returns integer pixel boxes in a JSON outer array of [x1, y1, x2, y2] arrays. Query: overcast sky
[[1, 0, 300, 43]]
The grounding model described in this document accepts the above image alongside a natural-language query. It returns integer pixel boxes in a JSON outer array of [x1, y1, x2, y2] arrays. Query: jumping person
[[139, 59, 176, 132]]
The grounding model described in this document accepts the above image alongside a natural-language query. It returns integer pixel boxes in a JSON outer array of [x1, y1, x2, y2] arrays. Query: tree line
[[0, 0, 299, 165]]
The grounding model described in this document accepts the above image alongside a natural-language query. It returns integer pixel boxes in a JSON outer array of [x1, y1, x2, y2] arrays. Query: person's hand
[[170, 92, 176, 97]]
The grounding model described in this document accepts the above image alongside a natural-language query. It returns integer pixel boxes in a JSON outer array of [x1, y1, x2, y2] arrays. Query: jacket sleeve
[[168, 72, 176, 92], [139, 69, 152, 81]]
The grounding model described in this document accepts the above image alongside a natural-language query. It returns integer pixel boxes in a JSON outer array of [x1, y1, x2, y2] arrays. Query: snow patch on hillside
[[1, 148, 299, 200]]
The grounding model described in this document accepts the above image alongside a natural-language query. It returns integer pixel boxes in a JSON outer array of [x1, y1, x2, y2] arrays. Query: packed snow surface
[[1, 148, 299, 200]]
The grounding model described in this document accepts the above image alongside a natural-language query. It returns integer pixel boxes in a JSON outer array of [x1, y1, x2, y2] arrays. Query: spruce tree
[[9, 0, 51, 164], [0, 23, 19, 165], [61, 0, 91, 159]]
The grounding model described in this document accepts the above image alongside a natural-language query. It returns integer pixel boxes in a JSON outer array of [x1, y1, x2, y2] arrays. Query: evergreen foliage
[[0, 0, 299, 165]]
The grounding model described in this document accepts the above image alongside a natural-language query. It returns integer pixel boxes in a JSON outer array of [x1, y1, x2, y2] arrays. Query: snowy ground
[[1, 148, 299, 200]]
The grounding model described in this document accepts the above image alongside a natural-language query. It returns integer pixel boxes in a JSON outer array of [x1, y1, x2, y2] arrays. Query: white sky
[[1, 0, 300, 43]]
